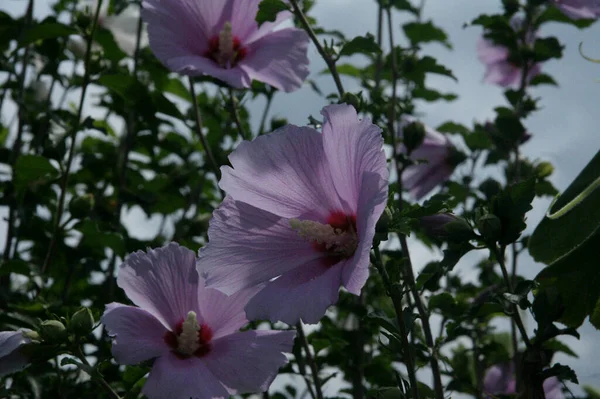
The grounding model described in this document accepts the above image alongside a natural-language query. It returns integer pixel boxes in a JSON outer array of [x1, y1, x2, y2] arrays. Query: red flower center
[[204, 23, 247, 68], [316, 211, 358, 267], [163, 317, 213, 359]]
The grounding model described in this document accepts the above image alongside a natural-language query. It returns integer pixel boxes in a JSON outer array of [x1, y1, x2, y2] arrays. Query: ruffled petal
[[197, 284, 263, 339], [240, 28, 309, 92], [204, 330, 295, 394], [342, 172, 388, 294], [220, 125, 343, 219], [0, 331, 30, 377], [0, 331, 27, 358], [320, 104, 388, 213], [245, 259, 344, 324], [199, 197, 322, 295], [142, 353, 229, 399], [116, 243, 200, 329], [101, 303, 169, 365]]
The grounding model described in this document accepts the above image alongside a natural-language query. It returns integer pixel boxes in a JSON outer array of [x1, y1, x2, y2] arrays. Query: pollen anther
[[177, 311, 200, 356], [290, 218, 358, 258]]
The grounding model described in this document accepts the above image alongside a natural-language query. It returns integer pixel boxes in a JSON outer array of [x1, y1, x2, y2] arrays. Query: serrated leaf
[[256, 0, 288, 26], [339, 34, 381, 57]]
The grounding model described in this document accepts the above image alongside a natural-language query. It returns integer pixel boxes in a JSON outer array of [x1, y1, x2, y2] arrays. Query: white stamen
[[289, 218, 358, 258], [177, 311, 200, 356], [218, 22, 234, 67]]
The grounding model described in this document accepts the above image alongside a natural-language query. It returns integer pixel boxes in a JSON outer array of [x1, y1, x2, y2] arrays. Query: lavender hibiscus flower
[[552, 0, 600, 19], [398, 116, 459, 200], [198, 104, 388, 325], [0, 330, 31, 377], [483, 363, 564, 399], [477, 16, 541, 88], [141, 0, 309, 92], [101, 243, 295, 399]]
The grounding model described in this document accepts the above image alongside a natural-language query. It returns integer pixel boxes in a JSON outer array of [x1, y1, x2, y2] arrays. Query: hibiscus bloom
[[477, 16, 541, 88], [198, 104, 388, 325], [141, 0, 309, 92], [0, 330, 31, 377], [484, 363, 564, 399], [102, 243, 295, 399], [398, 116, 459, 200], [552, 0, 600, 19]]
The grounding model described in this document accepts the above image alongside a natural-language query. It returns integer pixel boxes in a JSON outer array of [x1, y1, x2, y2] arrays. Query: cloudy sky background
[[1, 0, 599, 396]]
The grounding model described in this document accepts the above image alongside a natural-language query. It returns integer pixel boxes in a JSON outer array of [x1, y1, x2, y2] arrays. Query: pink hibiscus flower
[[198, 104, 389, 324], [141, 0, 310, 92], [398, 116, 459, 200], [101, 243, 295, 399], [552, 0, 600, 19], [477, 16, 541, 88], [484, 363, 564, 399], [0, 330, 31, 377]]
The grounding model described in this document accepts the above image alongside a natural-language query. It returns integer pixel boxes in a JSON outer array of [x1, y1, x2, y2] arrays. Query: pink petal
[[245, 259, 344, 324], [220, 125, 343, 219], [101, 303, 169, 365], [204, 330, 295, 394], [543, 377, 565, 399], [199, 197, 323, 295], [0, 331, 29, 377], [483, 62, 521, 88], [165, 55, 251, 88], [116, 243, 200, 329], [399, 115, 448, 145], [240, 28, 309, 92], [0, 331, 27, 358], [246, 10, 294, 44], [0, 350, 29, 378], [342, 172, 388, 294], [142, 352, 229, 399], [405, 161, 453, 200], [196, 284, 264, 340], [477, 38, 508, 64], [320, 104, 388, 213]]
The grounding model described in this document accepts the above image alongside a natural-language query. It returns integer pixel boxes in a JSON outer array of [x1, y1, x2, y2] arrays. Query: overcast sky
[[1, 0, 599, 396]]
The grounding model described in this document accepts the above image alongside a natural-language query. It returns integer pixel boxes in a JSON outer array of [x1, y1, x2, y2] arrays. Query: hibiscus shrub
[[1, 0, 599, 398]]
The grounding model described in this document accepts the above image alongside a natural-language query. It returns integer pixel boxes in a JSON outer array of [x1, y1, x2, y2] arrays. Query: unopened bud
[[39, 320, 67, 343], [420, 214, 474, 241], [69, 194, 95, 218], [535, 162, 553, 179], [71, 307, 94, 336], [402, 121, 426, 154], [477, 214, 502, 241]]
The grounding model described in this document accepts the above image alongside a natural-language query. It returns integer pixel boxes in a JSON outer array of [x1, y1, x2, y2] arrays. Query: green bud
[[68, 194, 95, 218], [402, 121, 426, 154], [479, 178, 502, 199], [535, 162, 554, 179], [71, 307, 95, 336], [444, 219, 476, 241], [477, 214, 502, 242], [375, 207, 393, 234], [22, 330, 40, 341], [39, 320, 67, 343], [341, 93, 360, 111]]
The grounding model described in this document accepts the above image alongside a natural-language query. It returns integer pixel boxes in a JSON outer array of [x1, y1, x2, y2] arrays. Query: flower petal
[[342, 172, 388, 294], [220, 125, 343, 219], [142, 353, 229, 399], [101, 303, 169, 365], [477, 38, 508, 64], [116, 243, 200, 329], [321, 104, 388, 212], [0, 349, 29, 378], [204, 330, 294, 394], [199, 197, 322, 295], [240, 28, 309, 92], [245, 259, 344, 324], [543, 377, 565, 399], [0, 331, 27, 358], [197, 284, 264, 339]]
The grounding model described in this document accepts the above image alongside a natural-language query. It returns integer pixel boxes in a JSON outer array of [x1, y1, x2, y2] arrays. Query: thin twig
[[74, 347, 121, 399], [227, 87, 248, 140], [288, 0, 344, 97], [296, 322, 324, 399], [188, 77, 221, 179], [41, 0, 104, 274], [373, 248, 420, 399], [258, 91, 274, 136]]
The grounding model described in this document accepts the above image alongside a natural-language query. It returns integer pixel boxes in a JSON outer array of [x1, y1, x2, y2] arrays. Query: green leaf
[[536, 6, 595, 29], [14, 155, 58, 194], [533, 37, 564, 62], [529, 73, 558, 86], [256, 0, 288, 26], [19, 21, 77, 48], [403, 21, 451, 49], [490, 178, 536, 245], [339, 34, 381, 57]]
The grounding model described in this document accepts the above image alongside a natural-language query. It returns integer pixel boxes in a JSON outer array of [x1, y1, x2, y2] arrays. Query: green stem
[[296, 322, 324, 399], [258, 91, 274, 136], [41, 0, 104, 274], [288, 0, 345, 97], [227, 87, 248, 140], [74, 347, 121, 399]]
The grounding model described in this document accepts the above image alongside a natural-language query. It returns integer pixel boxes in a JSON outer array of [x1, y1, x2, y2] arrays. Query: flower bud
[[402, 121, 426, 154], [39, 320, 67, 343], [535, 162, 553, 179], [341, 94, 360, 111], [477, 214, 502, 241], [68, 194, 95, 218], [71, 307, 94, 336], [420, 214, 474, 241]]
